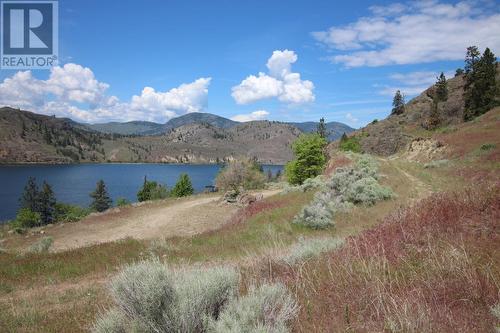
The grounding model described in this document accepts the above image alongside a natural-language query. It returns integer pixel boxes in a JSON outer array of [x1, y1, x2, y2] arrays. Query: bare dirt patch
[[34, 191, 280, 252]]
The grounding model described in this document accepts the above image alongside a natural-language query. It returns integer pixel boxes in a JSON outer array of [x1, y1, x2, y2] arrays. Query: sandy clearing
[[43, 190, 280, 252]]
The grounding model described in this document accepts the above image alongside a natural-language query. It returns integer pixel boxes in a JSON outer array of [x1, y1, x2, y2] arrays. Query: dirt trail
[[45, 190, 280, 252]]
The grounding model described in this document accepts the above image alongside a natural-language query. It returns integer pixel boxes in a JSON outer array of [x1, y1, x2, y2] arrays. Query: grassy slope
[[0, 109, 498, 332]]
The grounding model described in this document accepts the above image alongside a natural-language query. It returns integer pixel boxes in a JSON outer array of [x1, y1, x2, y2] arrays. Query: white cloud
[[0, 63, 211, 123], [232, 50, 315, 105], [231, 110, 270, 122], [312, 0, 500, 67], [378, 70, 455, 96], [345, 112, 359, 126]]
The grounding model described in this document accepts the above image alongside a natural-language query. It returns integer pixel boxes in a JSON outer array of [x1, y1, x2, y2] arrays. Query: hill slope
[[0, 107, 300, 164]]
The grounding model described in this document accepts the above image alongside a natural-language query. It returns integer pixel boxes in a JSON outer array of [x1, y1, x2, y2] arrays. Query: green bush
[[216, 158, 266, 191], [151, 184, 170, 200], [207, 283, 297, 333], [94, 260, 239, 333], [11, 208, 41, 229], [54, 203, 90, 222], [137, 179, 167, 202], [285, 134, 327, 185], [480, 143, 496, 151], [171, 174, 194, 198], [29, 236, 53, 253], [339, 135, 362, 153], [115, 197, 131, 207]]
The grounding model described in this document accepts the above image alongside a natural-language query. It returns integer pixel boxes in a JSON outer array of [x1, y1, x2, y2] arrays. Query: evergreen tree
[[464, 47, 498, 121], [38, 181, 56, 225], [285, 134, 327, 185], [464, 46, 480, 75], [435, 72, 448, 102], [317, 117, 328, 139], [19, 177, 40, 213], [391, 90, 405, 115], [90, 180, 112, 212], [171, 174, 194, 197], [455, 68, 464, 77], [137, 176, 158, 202], [340, 132, 348, 143]]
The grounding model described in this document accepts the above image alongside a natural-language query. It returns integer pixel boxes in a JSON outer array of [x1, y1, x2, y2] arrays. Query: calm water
[[0, 164, 283, 222]]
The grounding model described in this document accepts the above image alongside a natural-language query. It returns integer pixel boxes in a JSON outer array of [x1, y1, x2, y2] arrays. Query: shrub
[[115, 197, 131, 207], [207, 283, 297, 333], [480, 143, 496, 151], [173, 266, 239, 332], [293, 199, 334, 229], [339, 135, 362, 153], [345, 177, 393, 206], [150, 184, 170, 200], [54, 203, 90, 222], [137, 178, 154, 202], [424, 159, 449, 169], [293, 154, 393, 229], [170, 173, 194, 198], [216, 158, 266, 191], [11, 208, 41, 229], [95, 260, 239, 333], [299, 176, 326, 192], [29, 236, 53, 253], [285, 134, 327, 185], [281, 237, 344, 265]]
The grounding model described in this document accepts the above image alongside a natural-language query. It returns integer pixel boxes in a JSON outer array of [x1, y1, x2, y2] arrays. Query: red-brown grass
[[269, 185, 499, 332], [222, 197, 291, 228]]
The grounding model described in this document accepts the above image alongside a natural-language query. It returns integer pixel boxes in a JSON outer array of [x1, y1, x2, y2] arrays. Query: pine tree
[[340, 132, 348, 143], [464, 46, 480, 75], [90, 180, 112, 212], [391, 90, 405, 115], [19, 176, 40, 212], [464, 47, 498, 121], [435, 72, 448, 102], [317, 117, 327, 139], [171, 174, 194, 197], [455, 68, 464, 77], [38, 181, 56, 225]]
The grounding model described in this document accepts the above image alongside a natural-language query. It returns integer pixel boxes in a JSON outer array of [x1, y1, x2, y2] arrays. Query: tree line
[[390, 46, 498, 124], [12, 173, 196, 230]]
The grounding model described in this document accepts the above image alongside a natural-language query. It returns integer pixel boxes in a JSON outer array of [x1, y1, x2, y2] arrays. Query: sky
[[0, 0, 499, 128]]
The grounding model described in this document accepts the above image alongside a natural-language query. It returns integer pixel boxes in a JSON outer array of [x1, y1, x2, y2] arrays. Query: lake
[[0, 164, 283, 222]]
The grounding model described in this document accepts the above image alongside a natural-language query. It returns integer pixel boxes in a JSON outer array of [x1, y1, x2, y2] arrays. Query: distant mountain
[[84, 121, 163, 135], [288, 121, 354, 141], [162, 113, 238, 133], [81, 112, 354, 140], [0, 107, 299, 164]]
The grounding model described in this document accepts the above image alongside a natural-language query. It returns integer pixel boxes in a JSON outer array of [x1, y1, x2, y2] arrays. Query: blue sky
[[1, 0, 499, 127]]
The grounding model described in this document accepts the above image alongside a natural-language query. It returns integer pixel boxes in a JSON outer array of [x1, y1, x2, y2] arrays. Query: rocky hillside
[[102, 121, 301, 164], [0, 107, 301, 164], [347, 65, 500, 156], [0, 107, 110, 163]]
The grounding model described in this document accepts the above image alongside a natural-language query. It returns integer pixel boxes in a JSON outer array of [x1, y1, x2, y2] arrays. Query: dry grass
[[266, 185, 500, 332]]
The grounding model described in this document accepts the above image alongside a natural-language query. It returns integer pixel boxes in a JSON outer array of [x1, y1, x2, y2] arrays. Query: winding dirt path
[[42, 190, 279, 252]]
